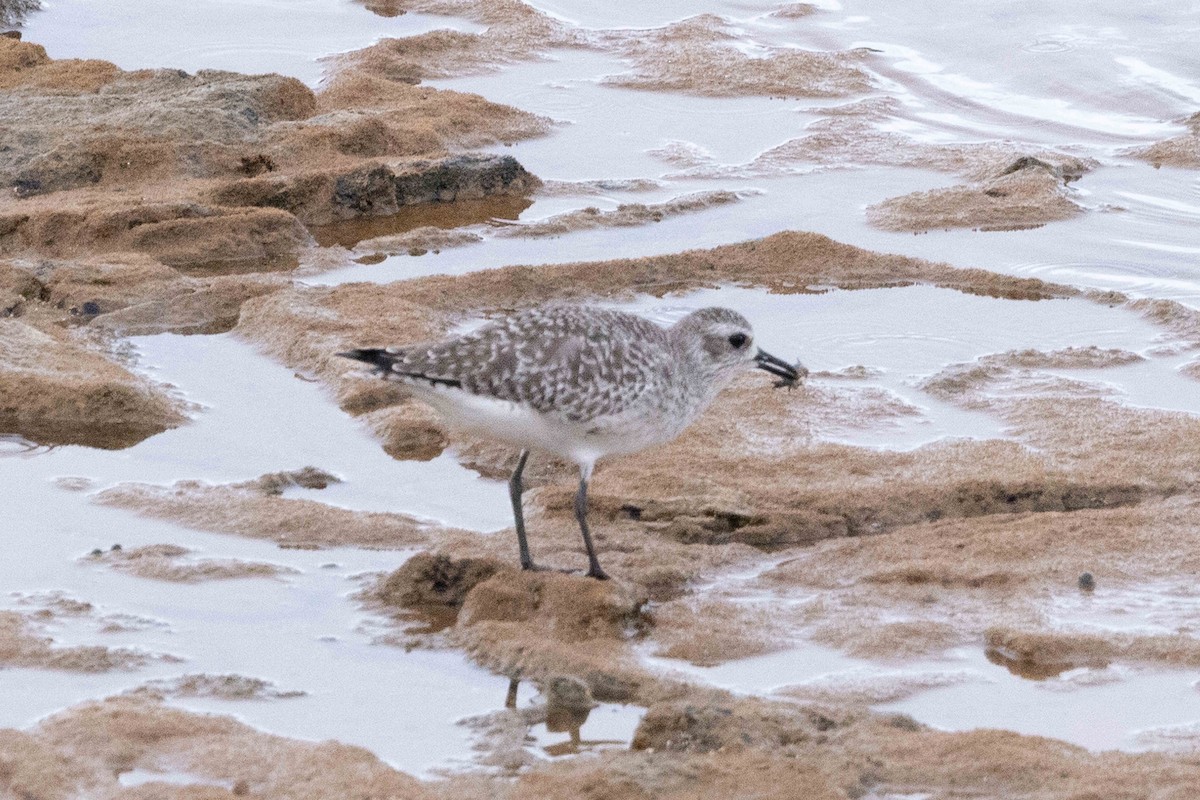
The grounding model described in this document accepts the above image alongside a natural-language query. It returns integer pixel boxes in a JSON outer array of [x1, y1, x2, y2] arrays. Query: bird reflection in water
[[505, 675, 624, 756]]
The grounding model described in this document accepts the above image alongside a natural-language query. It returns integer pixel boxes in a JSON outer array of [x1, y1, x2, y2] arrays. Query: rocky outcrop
[[205, 154, 539, 226], [0, 37, 545, 269], [0, 319, 184, 447]]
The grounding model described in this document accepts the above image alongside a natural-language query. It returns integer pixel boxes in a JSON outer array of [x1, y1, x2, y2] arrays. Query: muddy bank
[[85, 543, 297, 583], [128, 674, 305, 701], [0, 252, 292, 447], [352, 189, 743, 258], [93, 468, 442, 550], [867, 156, 1088, 233], [344, 0, 581, 81], [345, 4, 872, 100], [8, 253, 288, 335], [600, 15, 873, 99], [0, 696, 433, 800], [1127, 111, 1200, 168], [666, 107, 1095, 232], [356, 554, 1200, 799], [0, 315, 185, 448], [0, 37, 545, 270], [0, 609, 171, 672], [5, 689, 1199, 800]]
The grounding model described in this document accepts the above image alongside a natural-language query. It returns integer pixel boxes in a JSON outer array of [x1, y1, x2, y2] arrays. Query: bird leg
[[508, 449, 534, 570], [574, 469, 609, 580]]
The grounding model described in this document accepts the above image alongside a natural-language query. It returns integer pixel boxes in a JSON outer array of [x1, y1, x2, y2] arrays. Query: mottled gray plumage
[[339, 303, 801, 579], [387, 305, 671, 423]]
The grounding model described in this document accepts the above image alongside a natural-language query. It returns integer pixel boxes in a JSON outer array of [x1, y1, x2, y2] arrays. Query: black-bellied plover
[[340, 304, 802, 579]]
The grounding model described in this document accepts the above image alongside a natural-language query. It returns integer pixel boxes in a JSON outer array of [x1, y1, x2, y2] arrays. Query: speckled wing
[[386, 306, 670, 423]]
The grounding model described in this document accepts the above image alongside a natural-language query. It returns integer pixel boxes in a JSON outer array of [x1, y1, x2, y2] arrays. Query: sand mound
[[497, 190, 742, 239], [0, 610, 170, 673], [348, 191, 741, 260], [85, 543, 297, 583], [868, 157, 1087, 232], [2, 696, 433, 800], [339, 6, 868, 100], [632, 695, 846, 753], [0, 318, 184, 447], [93, 470, 441, 549], [1126, 111, 1200, 168], [205, 154, 538, 227], [4, 251, 287, 338], [0, 37, 545, 273], [602, 15, 872, 98], [338, 0, 579, 81], [128, 674, 305, 701], [9, 691, 1200, 800]]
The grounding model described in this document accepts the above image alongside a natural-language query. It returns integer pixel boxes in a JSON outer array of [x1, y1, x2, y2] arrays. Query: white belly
[[412, 385, 675, 467]]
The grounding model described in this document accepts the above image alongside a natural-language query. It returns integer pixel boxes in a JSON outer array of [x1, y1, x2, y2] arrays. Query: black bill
[[755, 349, 806, 389]]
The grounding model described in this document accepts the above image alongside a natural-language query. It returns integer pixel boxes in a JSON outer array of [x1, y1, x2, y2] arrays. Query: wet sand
[[5, 0, 1200, 797]]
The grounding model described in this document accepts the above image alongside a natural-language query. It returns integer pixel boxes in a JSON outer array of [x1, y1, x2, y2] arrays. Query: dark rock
[[206, 154, 538, 227], [393, 154, 536, 205], [333, 164, 399, 217]]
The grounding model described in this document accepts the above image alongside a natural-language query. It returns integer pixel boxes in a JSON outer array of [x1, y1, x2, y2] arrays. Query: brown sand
[[348, 190, 744, 258], [1126, 111, 1200, 168], [0, 316, 185, 448], [0, 610, 170, 672], [127, 674, 306, 701], [667, 111, 1096, 232], [93, 469, 443, 550], [340, 4, 869, 100], [0, 37, 546, 272], [8, 688, 1200, 800], [497, 190, 742, 239], [601, 15, 873, 99], [868, 158, 1087, 232], [340, 0, 580, 81], [86, 544, 297, 583], [0, 696, 434, 800], [6, 9, 1200, 796]]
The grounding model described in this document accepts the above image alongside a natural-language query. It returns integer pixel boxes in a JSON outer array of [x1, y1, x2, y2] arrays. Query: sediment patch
[[0, 37, 546, 272], [93, 468, 441, 549], [1126, 111, 1200, 168], [85, 543, 297, 583], [0, 316, 185, 447], [867, 156, 1088, 232], [0, 610, 171, 673]]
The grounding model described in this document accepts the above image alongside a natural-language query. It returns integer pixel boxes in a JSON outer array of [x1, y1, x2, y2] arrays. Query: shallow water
[[645, 640, 1200, 752], [21, 0, 482, 86], [617, 284, 1190, 448], [0, 333, 512, 776], [11, 0, 1200, 772]]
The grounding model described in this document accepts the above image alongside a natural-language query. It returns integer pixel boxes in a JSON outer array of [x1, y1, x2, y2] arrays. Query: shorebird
[[340, 304, 802, 579]]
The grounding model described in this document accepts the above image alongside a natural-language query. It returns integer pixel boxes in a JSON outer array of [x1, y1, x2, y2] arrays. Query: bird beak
[[754, 349, 806, 388]]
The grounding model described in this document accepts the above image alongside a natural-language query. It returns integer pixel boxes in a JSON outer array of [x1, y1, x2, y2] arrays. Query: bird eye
[[728, 333, 748, 349]]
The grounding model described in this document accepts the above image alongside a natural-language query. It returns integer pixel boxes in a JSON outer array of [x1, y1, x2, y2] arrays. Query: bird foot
[[585, 566, 611, 581], [522, 562, 578, 576]]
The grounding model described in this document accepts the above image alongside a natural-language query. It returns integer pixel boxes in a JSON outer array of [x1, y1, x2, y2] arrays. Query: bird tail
[[338, 348, 462, 388], [337, 348, 398, 372]]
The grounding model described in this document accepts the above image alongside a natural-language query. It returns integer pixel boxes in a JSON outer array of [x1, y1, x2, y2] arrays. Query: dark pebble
[[1078, 572, 1095, 591]]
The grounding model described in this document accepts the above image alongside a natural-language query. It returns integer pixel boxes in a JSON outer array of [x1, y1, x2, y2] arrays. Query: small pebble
[[111, 543, 123, 552], [1078, 572, 1095, 591]]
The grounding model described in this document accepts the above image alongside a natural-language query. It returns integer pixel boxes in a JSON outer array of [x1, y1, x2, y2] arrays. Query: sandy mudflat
[[5, 0, 1200, 797]]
